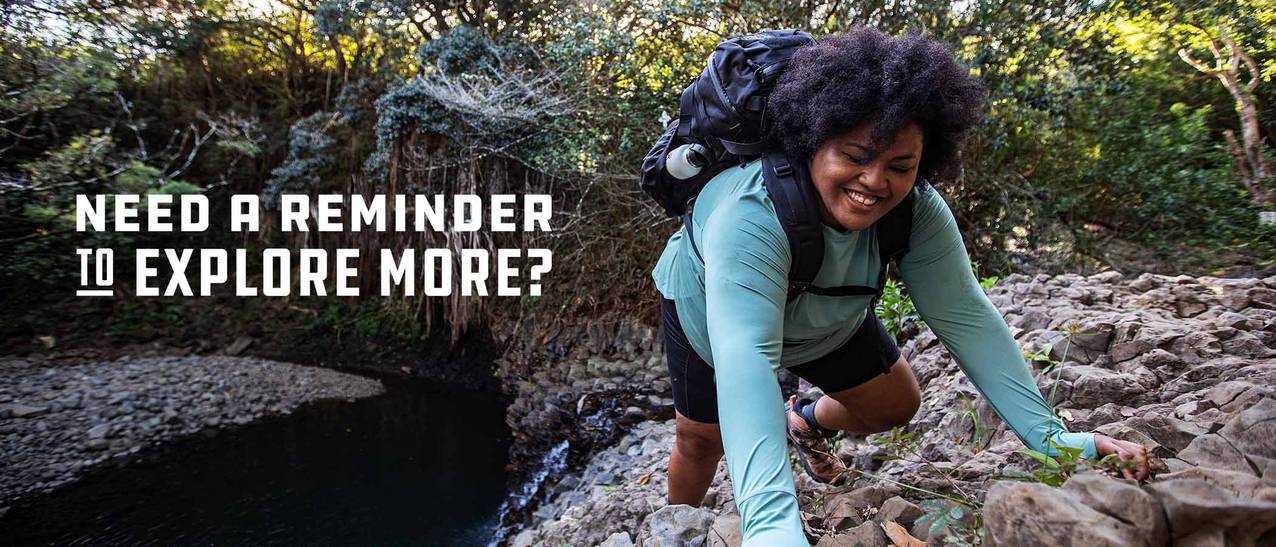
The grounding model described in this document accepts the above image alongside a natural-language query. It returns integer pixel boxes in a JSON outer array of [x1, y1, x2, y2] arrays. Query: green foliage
[[312, 299, 429, 340], [876, 278, 922, 340], [154, 180, 202, 195], [869, 426, 985, 543], [916, 499, 983, 547], [265, 112, 343, 204], [878, 262, 997, 340], [1023, 341, 1061, 373], [116, 161, 164, 193], [954, 395, 986, 449], [1011, 440, 1124, 487]]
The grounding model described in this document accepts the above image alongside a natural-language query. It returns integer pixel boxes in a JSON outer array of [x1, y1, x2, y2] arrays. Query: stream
[[1, 373, 512, 546]]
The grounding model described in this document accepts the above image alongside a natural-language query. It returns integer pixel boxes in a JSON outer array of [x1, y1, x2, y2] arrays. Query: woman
[[650, 27, 1151, 545]]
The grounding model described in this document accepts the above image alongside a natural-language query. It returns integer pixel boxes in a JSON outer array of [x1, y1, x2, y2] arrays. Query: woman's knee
[[674, 415, 724, 461], [876, 357, 921, 428], [829, 356, 921, 431]]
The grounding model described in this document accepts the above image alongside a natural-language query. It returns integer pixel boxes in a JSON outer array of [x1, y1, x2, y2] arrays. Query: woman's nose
[[861, 163, 888, 191]]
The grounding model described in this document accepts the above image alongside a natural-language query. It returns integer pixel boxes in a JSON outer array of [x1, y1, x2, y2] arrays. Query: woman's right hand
[[1093, 434, 1152, 481]]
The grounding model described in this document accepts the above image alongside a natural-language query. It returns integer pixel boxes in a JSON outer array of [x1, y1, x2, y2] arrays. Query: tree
[[1179, 23, 1274, 208]]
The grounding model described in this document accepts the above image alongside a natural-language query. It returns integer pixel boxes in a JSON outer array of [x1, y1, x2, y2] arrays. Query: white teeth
[[844, 189, 879, 206]]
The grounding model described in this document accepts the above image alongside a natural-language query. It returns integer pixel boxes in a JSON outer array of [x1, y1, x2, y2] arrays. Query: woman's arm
[[896, 186, 1095, 458], [699, 195, 809, 546]]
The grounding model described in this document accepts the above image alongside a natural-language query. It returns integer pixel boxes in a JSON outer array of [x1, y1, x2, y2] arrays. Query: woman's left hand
[[1093, 434, 1152, 481]]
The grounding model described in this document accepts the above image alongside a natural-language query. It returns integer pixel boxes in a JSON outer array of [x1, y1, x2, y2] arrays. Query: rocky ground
[[0, 355, 385, 511], [507, 271, 1276, 546]]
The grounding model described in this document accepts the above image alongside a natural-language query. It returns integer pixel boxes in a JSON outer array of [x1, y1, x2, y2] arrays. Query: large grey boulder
[[706, 513, 741, 547], [1177, 434, 1255, 475], [1217, 397, 1276, 472], [637, 504, 716, 547], [983, 481, 1154, 546], [1060, 473, 1168, 546], [1145, 478, 1276, 546], [1070, 368, 1146, 408]]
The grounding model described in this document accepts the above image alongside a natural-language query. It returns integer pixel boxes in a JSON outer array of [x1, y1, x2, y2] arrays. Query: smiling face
[[808, 121, 924, 232]]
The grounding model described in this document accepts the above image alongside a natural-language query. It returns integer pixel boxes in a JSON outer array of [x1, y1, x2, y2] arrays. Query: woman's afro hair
[[765, 26, 988, 185]]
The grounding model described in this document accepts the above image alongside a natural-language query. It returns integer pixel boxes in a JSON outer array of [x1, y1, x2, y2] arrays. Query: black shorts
[[660, 296, 901, 424]]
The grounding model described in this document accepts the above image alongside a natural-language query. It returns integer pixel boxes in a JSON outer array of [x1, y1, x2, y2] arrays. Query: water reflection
[[2, 374, 511, 546]]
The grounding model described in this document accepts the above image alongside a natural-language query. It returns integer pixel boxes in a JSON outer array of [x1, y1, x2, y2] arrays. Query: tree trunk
[[1179, 25, 1274, 208]]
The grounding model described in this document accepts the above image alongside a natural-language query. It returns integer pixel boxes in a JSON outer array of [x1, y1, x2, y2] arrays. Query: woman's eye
[[890, 166, 914, 173], [847, 155, 868, 164]]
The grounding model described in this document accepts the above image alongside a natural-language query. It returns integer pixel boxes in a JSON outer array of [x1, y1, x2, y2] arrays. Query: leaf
[[882, 521, 927, 547], [1016, 448, 1059, 469], [929, 513, 949, 538], [919, 499, 949, 512], [1048, 440, 1084, 462]]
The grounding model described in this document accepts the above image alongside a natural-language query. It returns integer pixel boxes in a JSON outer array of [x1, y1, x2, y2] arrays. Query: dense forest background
[[2, 0, 1274, 352]]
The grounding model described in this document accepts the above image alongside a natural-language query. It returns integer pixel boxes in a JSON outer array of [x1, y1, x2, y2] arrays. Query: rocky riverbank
[[0, 355, 385, 511], [505, 271, 1276, 545]]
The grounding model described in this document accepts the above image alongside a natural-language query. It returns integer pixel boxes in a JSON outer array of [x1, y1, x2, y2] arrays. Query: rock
[[1123, 413, 1209, 452], [87, 423, 110, 439], [1060, 473, 1168, 546], [839, 485, 900, 512], [638, 504, 716, 547], [1070, 369, 1144, 408], [599, 531, 635, 547], [1158, 467, 1276, 502], [1217, 396, 1276, 471], [822, 494, 865, 531], [1174, 289, 1209, 317], [1178, 434, 1256, 476], [1145, 478, 1276, 545], [873, 496, 923, 528], [1129, 274, 1157, 292], [1219, 311, 1257, 330], [822, 485, 899, 531], [622, 406, 647, 424], [8, 404, 50, 418], [706, 513, 741, 547], [224, 336, 254, 356], [1109, 340, 1154, 363], [815, 521, 887, 547], [511, 528, 535, 547], [983, 481, 1151, 546]]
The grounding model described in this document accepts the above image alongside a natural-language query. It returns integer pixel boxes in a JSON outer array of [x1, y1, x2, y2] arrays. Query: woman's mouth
[[843, 188, 880, 207]]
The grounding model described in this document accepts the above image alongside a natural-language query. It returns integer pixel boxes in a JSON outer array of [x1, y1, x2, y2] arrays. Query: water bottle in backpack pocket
[[639, 29, 817, 217]]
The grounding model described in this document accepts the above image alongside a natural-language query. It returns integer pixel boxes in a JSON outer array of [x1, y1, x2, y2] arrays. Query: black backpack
[[640, 29, 917, 324]]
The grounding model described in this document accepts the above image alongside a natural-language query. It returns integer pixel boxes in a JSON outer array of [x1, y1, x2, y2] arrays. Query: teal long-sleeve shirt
[[651, 160, 1095, 546]]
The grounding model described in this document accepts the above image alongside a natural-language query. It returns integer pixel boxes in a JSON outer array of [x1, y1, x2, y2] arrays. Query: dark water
[[1, 374, 512, 546]]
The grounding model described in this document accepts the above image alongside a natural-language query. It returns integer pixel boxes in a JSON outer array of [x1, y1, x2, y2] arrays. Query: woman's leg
[[659, 296, 724, 505], [812, 356, 921, 434], [667, 411, 724, 506]]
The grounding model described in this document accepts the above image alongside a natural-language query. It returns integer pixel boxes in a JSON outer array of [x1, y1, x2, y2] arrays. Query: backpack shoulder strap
[[760, 153, 824, 295], [875, 187, 915, 267]]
